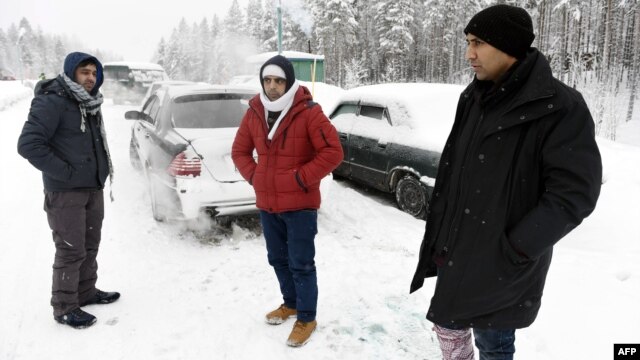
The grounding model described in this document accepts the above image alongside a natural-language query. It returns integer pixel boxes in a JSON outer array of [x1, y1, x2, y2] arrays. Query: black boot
[[54, 308, 97, 329], [81, 289, 121, 306]]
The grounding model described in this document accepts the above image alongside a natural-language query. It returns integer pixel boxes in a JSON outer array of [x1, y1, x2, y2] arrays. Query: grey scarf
[[61, 73, 115, 201]]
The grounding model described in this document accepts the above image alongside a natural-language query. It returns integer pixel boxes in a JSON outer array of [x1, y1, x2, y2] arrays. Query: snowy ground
[[0, 81, 638, 360]]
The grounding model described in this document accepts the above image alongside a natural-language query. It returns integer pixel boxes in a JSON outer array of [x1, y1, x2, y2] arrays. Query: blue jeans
[[260, 210, 318, 322], [473, 328, 516, 360]]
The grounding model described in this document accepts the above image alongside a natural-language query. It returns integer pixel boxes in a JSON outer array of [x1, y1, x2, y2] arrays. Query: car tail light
[[167, 151, 201, 177]]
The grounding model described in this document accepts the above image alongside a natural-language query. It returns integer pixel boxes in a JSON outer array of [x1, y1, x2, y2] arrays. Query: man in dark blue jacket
[[18, 52, 120, 329], [410, 5, 602, 359]]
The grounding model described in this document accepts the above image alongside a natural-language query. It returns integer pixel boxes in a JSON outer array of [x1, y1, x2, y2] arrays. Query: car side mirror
[[125, 110, 141, 120]]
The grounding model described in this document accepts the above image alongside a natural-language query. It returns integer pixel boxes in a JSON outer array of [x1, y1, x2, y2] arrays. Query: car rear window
[[172, 93, 252, 128], [359, 105, 386, 120]]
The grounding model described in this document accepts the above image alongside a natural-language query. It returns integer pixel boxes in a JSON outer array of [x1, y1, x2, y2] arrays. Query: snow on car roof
[[332, 83, 464, 152], [166, 84, 259, 99], [103, 61, 165, 71]]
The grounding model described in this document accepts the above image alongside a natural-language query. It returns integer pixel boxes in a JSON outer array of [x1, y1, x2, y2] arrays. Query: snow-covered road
[[1, 85, 638, 359]]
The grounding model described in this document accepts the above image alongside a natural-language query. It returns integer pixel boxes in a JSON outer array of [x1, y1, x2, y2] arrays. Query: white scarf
[[260, 80, 300, 140]]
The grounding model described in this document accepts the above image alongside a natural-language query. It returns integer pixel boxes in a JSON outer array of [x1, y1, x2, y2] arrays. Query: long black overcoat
[[410, 49, 602, 329]]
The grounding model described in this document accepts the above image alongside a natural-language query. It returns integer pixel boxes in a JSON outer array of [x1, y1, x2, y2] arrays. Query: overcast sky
[[0, 0, 250, 62]]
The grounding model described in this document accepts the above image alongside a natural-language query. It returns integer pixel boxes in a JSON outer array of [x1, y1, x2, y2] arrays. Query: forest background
[[1, 0, 638, 140]]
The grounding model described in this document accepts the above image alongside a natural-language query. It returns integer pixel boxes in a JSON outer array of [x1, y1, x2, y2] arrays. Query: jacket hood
[[259, 55, 296, 93], [63, 52, 104, 96]]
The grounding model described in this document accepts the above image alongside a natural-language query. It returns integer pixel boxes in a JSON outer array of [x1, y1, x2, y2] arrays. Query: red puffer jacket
[[232, 85, 343, 213]]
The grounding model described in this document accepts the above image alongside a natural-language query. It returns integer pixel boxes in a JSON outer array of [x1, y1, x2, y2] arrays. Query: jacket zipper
[[440, 111, 485, 261]]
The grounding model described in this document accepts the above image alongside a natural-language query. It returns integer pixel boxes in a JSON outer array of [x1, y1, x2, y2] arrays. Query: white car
[[125, 84, 259, 221]]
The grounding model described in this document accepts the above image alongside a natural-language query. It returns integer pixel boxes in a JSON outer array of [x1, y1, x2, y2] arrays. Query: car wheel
[[148, 173, 166, 222], [129, 138, 142, 171], [395, 175, 427, 219]]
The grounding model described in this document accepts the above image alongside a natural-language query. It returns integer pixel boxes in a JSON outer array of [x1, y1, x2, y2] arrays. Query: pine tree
[[311, 0, 358, 86], [281, 9, 309, 52], [153, 37, 167, 68], [375, 0, 414, 81], [262, 0, 277, 51], [246, 0, 264, 48], [224, 0, 245, 38], [0, 29, 8, 69]]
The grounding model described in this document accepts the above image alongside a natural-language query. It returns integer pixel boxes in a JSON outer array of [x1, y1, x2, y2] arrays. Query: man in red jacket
[[232, 55, 343, 347]]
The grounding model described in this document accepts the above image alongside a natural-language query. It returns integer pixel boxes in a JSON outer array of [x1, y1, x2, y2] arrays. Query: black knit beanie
[[259, 55, 296, 93], [464, 4, 535, 59]]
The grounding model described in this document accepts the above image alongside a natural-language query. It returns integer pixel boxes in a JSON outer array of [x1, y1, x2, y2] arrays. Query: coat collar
[[249, 85, 313, 141], [460, 49, 560, 135]]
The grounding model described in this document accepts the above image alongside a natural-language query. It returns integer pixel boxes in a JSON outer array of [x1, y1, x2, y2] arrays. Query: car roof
[[150, 80, 194, 86], [334, 82, 463, 106], [330, 82, 463, 126], [165, 84, 259, 99], [329, 82, 465, 152], [103, 61, 165, 71]]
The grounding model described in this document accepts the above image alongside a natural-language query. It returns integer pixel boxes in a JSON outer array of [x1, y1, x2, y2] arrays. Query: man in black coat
[[18, 52, 120, 329], [410, 5, 602, 359]]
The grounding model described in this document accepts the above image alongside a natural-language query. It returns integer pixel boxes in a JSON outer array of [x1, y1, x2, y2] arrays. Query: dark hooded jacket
[[17, 52, 109, 192], [410, 48, 602, 329]]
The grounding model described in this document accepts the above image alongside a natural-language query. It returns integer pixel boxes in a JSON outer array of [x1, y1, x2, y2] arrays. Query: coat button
[[464, 208, 470, 214], [478, 154, 485, 160], [548, 104, 554, 109]]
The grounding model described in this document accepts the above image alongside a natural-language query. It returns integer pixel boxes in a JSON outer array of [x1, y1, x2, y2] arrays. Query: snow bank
[[0, 81, 33, 111]]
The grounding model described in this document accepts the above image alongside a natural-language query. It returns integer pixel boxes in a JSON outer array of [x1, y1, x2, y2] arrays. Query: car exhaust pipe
[[204, 208, 218, 218]]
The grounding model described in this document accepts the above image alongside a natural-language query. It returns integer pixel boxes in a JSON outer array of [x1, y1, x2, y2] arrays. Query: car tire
[[395, 175, 428, 219], [148, 173, 166, 222], [129, 138, 142, 171]]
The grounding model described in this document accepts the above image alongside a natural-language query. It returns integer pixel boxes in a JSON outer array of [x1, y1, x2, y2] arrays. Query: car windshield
[[171, 93, 251, 129], [131, 69, 166, 82], [103, 66, 129, 80]]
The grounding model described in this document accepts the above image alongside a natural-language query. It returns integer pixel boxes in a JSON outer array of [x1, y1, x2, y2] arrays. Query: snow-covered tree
[[375, 0, 414, 81], [246, 0, 265, 48], [309, 0, 358, 86], [261, 0, 278, 51], [224, 0, 245, 38]]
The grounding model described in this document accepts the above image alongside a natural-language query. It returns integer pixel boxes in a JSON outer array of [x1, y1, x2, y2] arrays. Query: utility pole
[[277, 0, 282, 54], [16, 27, 26, 84]]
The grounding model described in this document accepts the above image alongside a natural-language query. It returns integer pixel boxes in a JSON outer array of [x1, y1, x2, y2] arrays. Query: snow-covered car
[[328, 83, 464, 218], [103, 62, 169, 104], [0, 67, 17, 81], [125, 84, 259, 221]]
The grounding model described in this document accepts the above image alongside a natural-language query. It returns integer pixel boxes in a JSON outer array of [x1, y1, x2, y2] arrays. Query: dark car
[[125, 84, 259, 221], [103, 62, 169, 104], [0, 67, 17, 81], [328, 83, 463, 218]]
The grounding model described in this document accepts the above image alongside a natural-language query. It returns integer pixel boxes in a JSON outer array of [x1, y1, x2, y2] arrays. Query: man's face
[[465, 34, 517, 82], [263, 76, 286, 101], [74, 63, 97, 93]]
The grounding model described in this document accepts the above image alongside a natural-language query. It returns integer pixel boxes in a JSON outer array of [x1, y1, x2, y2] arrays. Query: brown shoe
[[265, 304, 297, 325], [286, 320, 317, 347]]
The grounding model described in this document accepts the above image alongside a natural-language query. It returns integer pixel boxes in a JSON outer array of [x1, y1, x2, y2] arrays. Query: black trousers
[[44, 190, 104, 316]]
